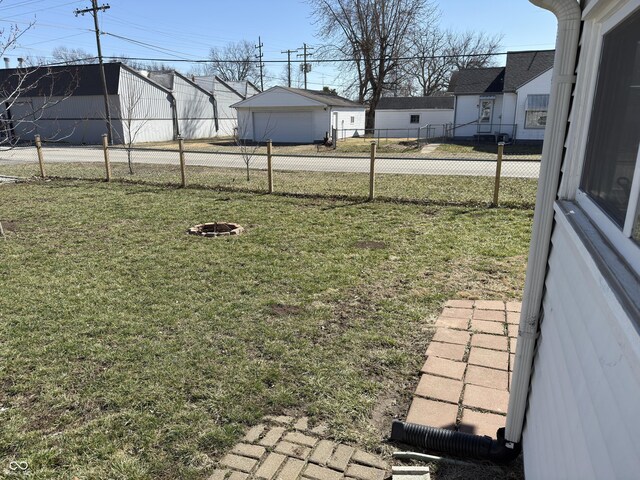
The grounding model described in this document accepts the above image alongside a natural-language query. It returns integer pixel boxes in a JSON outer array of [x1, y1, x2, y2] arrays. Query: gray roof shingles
[[282, 87, 364, 108], [448, 49, 554, 95], [377, 96, 454, 110]]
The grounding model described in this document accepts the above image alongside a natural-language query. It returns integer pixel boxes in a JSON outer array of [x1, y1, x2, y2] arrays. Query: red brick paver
[[459, 409, 506, 437], [468, 347, 509, 371], [420, 356, 466, 380], [407, 300, 521, 439], [471, 319, 505, 335], [406, 397, 458, 429], [463, 384, 510, 414], [431, 328, 471, 345], [415, 374, 463, 404], [471, 333, 508, 351], [434, 316, 469, 330], [425, 341, 466, 362], [445, 299, 474, 309]]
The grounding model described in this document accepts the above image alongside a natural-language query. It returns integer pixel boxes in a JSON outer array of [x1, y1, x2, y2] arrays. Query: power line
[[281, 49, 296, 87], [296, 43, 314, 89], [74, 0, 112, 144], [92, 51, 510, 65], [255, 36, 264, 91]]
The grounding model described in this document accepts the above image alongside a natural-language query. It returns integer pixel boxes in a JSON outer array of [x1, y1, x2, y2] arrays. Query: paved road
[[0, 146, 540, 178]]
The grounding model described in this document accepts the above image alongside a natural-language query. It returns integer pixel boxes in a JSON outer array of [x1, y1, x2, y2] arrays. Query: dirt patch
[[269, 304, 303, 316], [0, 220, 18, 232], [355, 240, 387, 250]]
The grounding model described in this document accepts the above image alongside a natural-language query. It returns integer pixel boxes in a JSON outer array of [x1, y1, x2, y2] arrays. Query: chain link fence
[[0, 136, 541, 207]]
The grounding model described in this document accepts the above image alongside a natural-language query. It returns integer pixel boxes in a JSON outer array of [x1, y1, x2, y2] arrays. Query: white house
[[374, 96, 454, 139], [503, 0, 640, 478], [448, 50, 554, 142], [232, 86, 366, 144], [191, 76, 258, 137], [0, 63, 220, 145]]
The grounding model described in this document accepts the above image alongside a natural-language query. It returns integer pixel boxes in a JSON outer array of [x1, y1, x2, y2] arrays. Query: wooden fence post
[[493, 142, 505, 206], [178, 135, 186, 188], [369, 141, 377, 201], [267, 139, 273, 193], [102, 133, 111, 182], [34, 134, 45, 178]]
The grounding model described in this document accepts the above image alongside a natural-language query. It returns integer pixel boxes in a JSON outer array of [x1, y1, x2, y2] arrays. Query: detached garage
[[232, 86, 365, 144]]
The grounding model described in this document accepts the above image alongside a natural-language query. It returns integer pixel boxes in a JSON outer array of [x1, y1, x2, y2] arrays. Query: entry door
[[478, 99, 494, 133]]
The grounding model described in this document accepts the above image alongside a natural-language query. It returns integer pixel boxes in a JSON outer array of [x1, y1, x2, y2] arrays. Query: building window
[[350, 116, 355, 124], [524, 94, 549, 129], [578, 7, 640, 252], [410, 114, 420, 124]]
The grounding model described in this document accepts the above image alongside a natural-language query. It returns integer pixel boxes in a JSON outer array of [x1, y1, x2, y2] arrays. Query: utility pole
[[281, 49, 296, 87], [297, 43, 314, 90], [74, 1, 113, 144], [255, 36, 264, 91]]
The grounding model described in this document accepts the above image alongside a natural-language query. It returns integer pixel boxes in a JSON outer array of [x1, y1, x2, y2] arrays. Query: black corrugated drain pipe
[[390, 420, 521, 464]]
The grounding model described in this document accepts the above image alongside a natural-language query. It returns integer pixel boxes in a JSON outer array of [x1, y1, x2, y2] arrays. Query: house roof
[[503, 50, 555, 92], [0, 63, 122, 98], [377, 96, 454, 110], [232, 86, 364, 109], [447, 67, 505, 95], [281, 87, 364, 108], [448, 50, 555, 96]]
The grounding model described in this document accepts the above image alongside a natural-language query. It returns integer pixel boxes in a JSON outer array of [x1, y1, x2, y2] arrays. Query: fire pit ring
[[188, 222, 244, 237]]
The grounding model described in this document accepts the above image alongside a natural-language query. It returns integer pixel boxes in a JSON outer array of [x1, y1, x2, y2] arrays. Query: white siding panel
[[523, 211, 640, 479], [172, 76, 217, 139], [453, 95, 480, 137], [515, 69, 553, 141], [331, 108, 366, 139], [374, 109, 454, 137], [118, 69, 174, 144]]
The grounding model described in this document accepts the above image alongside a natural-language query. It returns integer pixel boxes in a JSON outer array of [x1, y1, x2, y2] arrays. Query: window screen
[[410, 114, 420, 124], [580, 8, 640, 227]]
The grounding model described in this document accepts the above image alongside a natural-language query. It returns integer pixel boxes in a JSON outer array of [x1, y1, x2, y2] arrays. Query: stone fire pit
[[187, 222, 244, 237]]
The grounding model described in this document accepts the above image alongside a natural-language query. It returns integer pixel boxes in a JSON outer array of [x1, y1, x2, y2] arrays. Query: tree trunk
[[127, 149, 134, 175]]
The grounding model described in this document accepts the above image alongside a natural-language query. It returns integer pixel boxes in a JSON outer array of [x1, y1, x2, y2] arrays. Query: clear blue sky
[[2, 0, 558, 92]]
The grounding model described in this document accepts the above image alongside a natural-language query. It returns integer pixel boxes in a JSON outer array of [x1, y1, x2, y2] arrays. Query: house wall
[[522, 2, 640, 478], [172, 75, 217, 140], [2, 94, 123, 144], [515, 68, 553, 141], [374, 109, 454, 138], [117, 68, 174, 144], [501, 93, 517, 128], [331, 107, 366, 139], [452, 94, 505, 138], [523, 208, 640, 479]]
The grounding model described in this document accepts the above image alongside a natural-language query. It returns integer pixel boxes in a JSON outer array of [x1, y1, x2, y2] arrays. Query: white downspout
[[505, 0, 581, 443]]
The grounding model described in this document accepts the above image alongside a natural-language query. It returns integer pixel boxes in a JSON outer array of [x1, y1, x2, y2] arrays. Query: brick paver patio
[[211, 416, 390, 480], [406, 300, 520, 437]]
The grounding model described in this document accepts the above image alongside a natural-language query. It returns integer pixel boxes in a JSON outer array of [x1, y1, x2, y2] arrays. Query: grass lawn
[[436, 142, 542, 159], [0, 180, 532, 479]]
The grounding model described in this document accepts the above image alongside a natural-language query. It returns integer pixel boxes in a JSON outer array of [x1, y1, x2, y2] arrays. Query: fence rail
[[0, 135, 541, 207]]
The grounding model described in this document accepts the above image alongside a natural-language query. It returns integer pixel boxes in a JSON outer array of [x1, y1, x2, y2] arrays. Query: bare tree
[[403, 28, 502, 96], [234, 114, 274, 181], [51, 46, 95, 65], [113, 82, 149, 174], [199, 40, 262, 85], [110, 54, 174, 72], [447, 31, 503, 70], [309, 0, 435, 128]]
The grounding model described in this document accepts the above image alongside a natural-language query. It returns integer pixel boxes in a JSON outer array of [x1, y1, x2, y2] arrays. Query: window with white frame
[[410, 114, 420, 124], [578, 7, 640, 261], [350, 116, 355, 124], [524, 94, 549, 129]]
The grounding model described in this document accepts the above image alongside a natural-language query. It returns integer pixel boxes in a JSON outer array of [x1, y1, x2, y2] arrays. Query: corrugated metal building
[[0, 63, 222, 145]]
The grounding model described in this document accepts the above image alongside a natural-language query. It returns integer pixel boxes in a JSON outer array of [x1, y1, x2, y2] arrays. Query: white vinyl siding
[[523, 208, 640, 479], [375, 108, 454, 138]]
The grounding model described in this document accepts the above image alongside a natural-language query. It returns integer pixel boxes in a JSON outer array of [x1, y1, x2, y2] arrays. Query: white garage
[[232, 86, 365, 144], [253, 111, 313, 143]]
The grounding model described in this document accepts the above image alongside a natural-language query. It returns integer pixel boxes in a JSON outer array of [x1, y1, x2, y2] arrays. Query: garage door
[[253, 111, 313, 143]]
